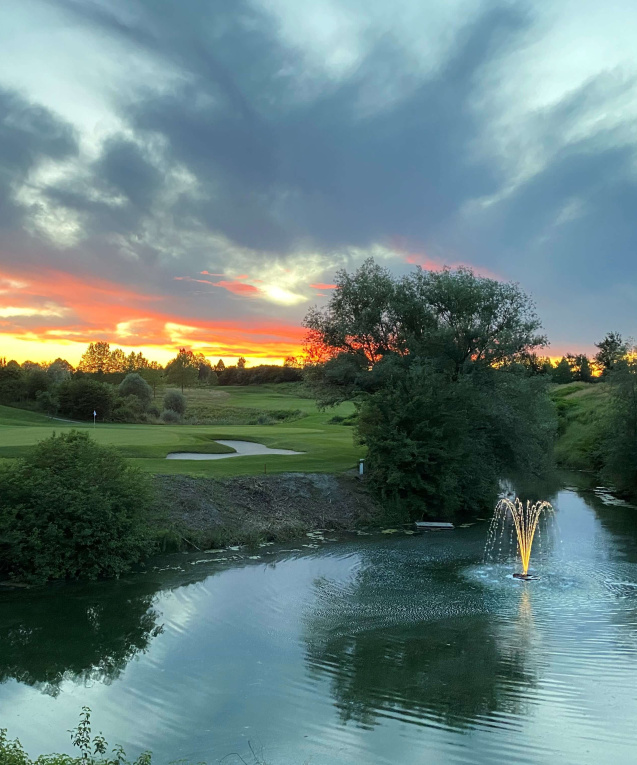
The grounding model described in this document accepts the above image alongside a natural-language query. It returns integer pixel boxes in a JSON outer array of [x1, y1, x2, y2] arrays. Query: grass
[[549, 381, 609, 470], [0, 384, 362, 476]]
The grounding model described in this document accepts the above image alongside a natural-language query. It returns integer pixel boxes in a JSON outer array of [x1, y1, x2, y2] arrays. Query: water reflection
[[304, 548, 546, 732], [0, 580, 163, 695]]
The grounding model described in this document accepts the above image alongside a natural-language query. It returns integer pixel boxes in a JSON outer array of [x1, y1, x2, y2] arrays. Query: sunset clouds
[[1, 0, 637, 363]]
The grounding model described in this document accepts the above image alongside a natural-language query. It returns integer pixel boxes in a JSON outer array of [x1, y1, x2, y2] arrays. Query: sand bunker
[[166, 439, 304, 460]]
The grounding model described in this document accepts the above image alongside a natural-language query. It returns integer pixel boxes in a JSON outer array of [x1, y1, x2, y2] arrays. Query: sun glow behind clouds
[[0, 267, 307, 366]]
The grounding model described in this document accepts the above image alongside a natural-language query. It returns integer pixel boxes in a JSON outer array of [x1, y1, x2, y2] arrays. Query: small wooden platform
[[414, 521, 455, 530]]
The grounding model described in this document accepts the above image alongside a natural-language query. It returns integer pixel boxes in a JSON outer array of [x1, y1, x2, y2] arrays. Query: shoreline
[[150, 472, 385, 551]]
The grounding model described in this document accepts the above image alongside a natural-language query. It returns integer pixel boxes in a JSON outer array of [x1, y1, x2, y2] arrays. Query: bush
[[148, 404, 160, 418], [0, 431, 153, 583], [112, 394, 147, 423], [35, 390, 58, 416], [163, 390, 186, 415], [118, 373, 152, 408], [161, 408, 182, 424], [57, 378, 115, 420]]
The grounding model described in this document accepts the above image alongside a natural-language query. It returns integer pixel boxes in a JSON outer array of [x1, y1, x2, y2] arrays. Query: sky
[[1, 0, 636, 366]]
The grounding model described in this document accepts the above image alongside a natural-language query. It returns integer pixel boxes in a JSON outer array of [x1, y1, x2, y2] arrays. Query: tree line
[[523, 330, 628, 383], [0, 343, 303, 421]]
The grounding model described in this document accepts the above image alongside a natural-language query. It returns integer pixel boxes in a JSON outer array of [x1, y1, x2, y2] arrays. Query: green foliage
[[551, 357, 573, 384], [594, 331, 628, 377], [357, 358, 555, 518], [24, 369, 51, 400], [165, 349, 200, 392], [57, 378, 115, 421], [549, 382, 608, 470], [35, 390, 58, 416], [160, 408, 182, 424], [600, 360, 637, 495], [0, 708, 152, 765], [112, 394, 148, 423], [305, 260, 555, 518], [118, 374, 152, 408], [163, 390, 186, 415], [0, 431, 152, 582], [0, 361, 23, 403]]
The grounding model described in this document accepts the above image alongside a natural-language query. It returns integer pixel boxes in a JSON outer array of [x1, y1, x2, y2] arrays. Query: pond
[[2, 474, 637, 765]]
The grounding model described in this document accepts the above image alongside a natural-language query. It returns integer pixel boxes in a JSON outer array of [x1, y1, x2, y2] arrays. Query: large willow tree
[[304, 259, 556, 519]]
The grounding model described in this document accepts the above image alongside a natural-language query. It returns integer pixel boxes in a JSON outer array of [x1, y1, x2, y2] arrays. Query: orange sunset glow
[[0, 267, 307, 366]]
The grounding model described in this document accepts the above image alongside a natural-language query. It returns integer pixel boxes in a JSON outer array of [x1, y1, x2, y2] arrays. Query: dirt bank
[[150, 472, 383, 549]]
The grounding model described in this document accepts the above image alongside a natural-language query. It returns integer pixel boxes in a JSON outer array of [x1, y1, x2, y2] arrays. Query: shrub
[[163, 390, 186, 415], [0, 431, 153, 583], [112, 394, 147, 423], [118, 373, 152, 408], [148, 404, 160, 418], [35, 389, 58, 416], [57, 378, 115, 420], [161, 408, 182, 423]]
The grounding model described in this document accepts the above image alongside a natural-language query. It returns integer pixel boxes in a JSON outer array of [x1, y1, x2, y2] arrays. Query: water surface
[[2, 475, 637, 764]]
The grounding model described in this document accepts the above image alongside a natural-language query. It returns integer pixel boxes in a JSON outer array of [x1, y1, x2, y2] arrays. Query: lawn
[[0, 384, 362, 476]]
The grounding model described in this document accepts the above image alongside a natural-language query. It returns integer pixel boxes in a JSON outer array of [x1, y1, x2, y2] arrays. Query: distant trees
[[595, 332, 628, 377], [78, 341, 114, 373], [304, 259, 556, 519], [165, 348, 200, 392], [237, 356, 247, 369], [552, 357, 573, 384], [118, 373, 153, 408], [78, 342, 157, 375], [57, 378, 115, 420]]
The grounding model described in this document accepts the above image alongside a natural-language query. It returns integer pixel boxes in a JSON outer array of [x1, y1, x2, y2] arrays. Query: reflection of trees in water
[[0, 580, 163, 696], [304, 555, 542, 730]]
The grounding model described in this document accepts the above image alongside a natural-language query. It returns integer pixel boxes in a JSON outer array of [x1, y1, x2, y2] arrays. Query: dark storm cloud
[[0, 87, 77, 227], [46, 0, 528, 254]]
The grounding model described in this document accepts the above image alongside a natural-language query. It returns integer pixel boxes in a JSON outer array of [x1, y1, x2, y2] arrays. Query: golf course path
[[166, 439, 304, 460]]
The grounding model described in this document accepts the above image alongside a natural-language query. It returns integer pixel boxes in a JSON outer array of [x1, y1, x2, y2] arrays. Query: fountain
[[487, 497, 554, 580]]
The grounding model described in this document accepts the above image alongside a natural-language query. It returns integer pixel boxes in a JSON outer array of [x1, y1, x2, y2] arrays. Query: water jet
[[487, 497, 553, 579]]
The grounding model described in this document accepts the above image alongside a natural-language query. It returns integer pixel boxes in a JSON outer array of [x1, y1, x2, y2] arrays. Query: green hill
[[550, 381, 608, 470]]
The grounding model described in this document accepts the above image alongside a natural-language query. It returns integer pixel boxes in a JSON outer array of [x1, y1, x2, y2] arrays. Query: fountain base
[[513, 573, 540, 581]]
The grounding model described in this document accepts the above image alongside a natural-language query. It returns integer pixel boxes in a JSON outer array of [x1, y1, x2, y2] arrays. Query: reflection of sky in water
[[1, 481, 637, 764]]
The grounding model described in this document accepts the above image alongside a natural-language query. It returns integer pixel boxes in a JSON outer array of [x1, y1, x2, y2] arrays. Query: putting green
[[0, 385, 363, 476]]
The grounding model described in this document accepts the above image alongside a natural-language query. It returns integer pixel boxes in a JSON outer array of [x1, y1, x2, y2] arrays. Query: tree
[[0, 431, 152, 582], [78, 342, 113, 374], [47, 357, 73, 383], [601, 359, 637, 496], [57, 378, 115, 420], [214, 359, 226, 372], [571, 354, 594, 383], [139, 364, 164, 398], [283, 356, 301, 368], [595, 332, 628, 377], [304, 260, 555, 519], [24, 369, 50, 400], [118, 373, 152, 408], [237, 356, 247, 369], [165, 348, 199, 392], [552, 357, 573, 384], [0, 360, 23, 403]]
